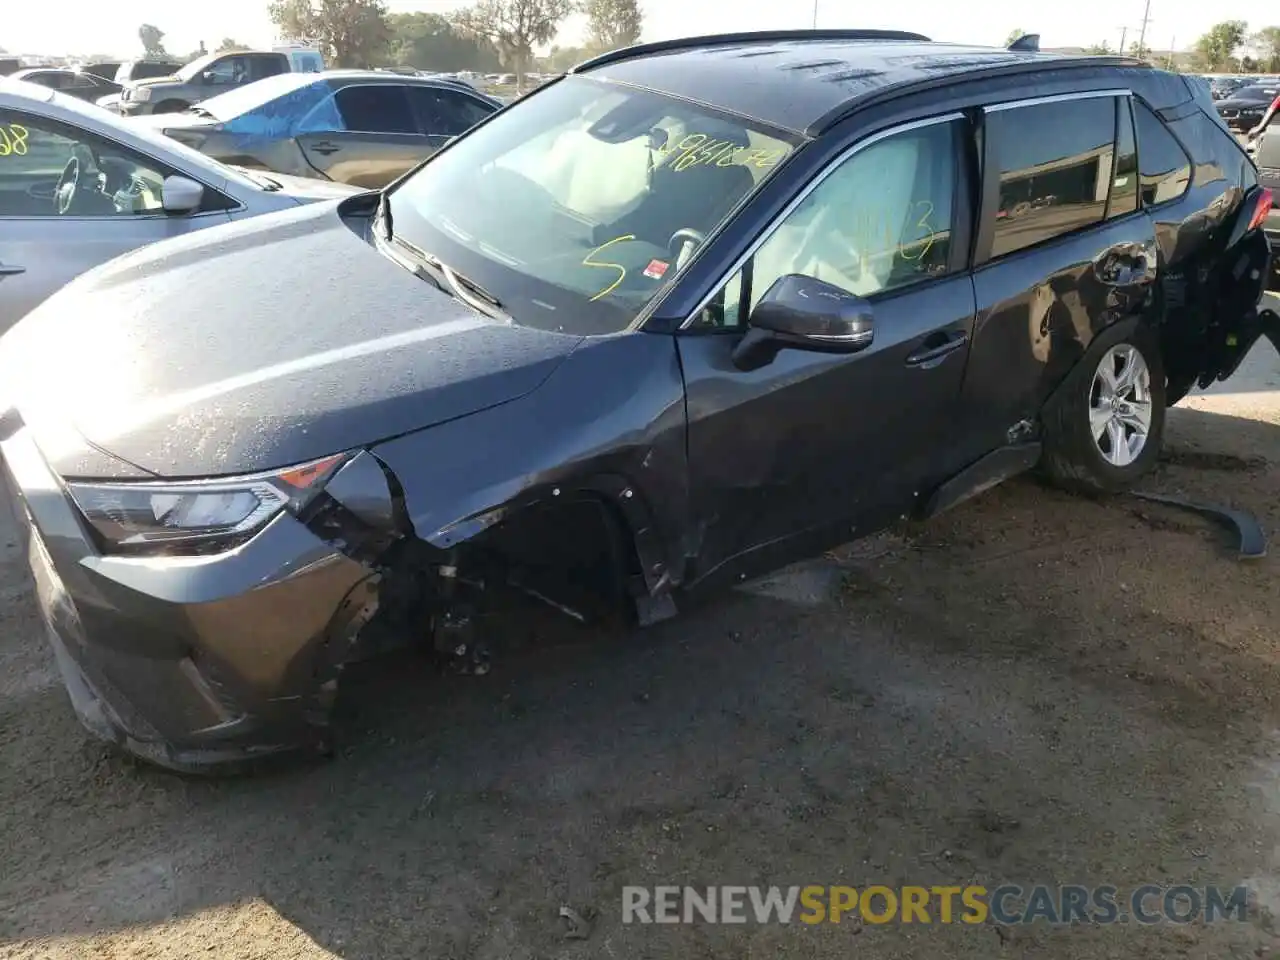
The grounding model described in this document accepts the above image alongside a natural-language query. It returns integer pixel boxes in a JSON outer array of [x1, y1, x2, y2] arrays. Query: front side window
[[386, 76, 798, 334], [335, 86, 417, 134], [693, 120, 958, 329], [201, 56, 249, 85], [988, 96, 1117, 258], [0, 111, 177, 218], [1134, 101, 1192, 205]]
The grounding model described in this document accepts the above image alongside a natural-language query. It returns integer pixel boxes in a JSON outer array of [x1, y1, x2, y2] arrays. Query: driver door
[[0, 109, 229, 334], [676, 116, 978, 585]]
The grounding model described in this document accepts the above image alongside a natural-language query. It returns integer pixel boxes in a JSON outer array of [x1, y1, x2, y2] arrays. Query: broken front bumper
[[1, 427, 379, 773]]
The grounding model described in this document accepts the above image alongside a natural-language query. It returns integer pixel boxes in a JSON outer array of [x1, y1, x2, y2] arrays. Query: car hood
[[127, 111, 212, 131], [127, 75, 182, 88], [242, 169, 363, 201], [1217, 97, 1270, 110], [0, 201, 584, 479]]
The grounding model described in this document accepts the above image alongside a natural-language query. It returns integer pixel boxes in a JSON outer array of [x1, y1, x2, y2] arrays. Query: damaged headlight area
[[67, 453, 349, 555]]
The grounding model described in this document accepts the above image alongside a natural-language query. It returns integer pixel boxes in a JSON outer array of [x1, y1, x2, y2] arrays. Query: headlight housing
[[132, 86, 152, 102], [68, 453, 348, 555]]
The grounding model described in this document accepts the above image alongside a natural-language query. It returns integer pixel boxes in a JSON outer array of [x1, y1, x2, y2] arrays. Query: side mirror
[[200, 70, 217, 85], [732, 274, 874, 370], [161, 175, 204, 214]]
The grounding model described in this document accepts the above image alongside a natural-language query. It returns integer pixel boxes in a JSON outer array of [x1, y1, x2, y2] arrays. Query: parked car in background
[[1210, 76, 1250, 100], [1252, 129, 1280, 287], [10, 68, 121, 103], [82, 62, 124, 82], [0, 59, 22, 76], [0, 79, 358, 331], [0, 30, 1271, 772], [118, 50, 293, 116], [1215, 83, 1280, 131], [114, 58, 185, 84], [96, 60, 186, 115], [134, 71, 500, 188]]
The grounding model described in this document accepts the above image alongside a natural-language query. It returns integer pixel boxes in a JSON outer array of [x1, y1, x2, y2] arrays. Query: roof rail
[[571, 29, 932, 73], [1008, 33, 1041, 52]]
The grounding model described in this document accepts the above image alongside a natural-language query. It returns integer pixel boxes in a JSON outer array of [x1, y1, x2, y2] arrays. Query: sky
[[2, 0, 1275, 59]]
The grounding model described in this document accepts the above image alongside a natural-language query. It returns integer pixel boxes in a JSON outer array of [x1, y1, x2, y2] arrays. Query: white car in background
[[0, 78, 359, 332]]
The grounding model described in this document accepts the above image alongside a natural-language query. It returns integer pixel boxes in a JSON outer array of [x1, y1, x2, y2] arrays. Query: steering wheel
[[54, 156, 83, 215], [668, 228, 706, 266]]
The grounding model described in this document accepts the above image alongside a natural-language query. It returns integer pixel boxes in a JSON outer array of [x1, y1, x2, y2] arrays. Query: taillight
[[1249, 187, 1274, 231]]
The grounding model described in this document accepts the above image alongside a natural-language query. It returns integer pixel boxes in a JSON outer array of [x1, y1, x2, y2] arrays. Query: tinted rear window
[[1134, 101, 1192, 205], [988, 96, 1118, 258]]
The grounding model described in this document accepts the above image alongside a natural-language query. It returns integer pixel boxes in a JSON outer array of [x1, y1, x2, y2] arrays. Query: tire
[[1040, 317, 1166, 494], [152, 100, 189, 114]]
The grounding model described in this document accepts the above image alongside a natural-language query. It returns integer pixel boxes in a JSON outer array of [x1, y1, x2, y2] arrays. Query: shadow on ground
[[0, 405, 1278, 959]]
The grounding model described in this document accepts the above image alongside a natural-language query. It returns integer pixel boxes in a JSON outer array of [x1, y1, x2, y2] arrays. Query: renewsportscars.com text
[[621, 884, 1250, 925]]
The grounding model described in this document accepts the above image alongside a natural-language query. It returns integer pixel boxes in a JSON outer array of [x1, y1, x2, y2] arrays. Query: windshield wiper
[[185, 106, 215, 119], [388, 235, 508, 321]]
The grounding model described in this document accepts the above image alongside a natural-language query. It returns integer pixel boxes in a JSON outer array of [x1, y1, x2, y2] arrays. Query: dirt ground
[[2, 339, 1280, 959]]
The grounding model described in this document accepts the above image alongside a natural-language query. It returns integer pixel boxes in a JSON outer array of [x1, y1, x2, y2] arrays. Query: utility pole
[[1166, 35, 1175, 69], [1118, 26, 1128, 54], [1136, 0, 1153, 57], [812, 0, 818, 28]]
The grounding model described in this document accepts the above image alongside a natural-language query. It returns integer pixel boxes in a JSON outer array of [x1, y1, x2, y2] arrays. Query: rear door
[[297, 84, 430, 188], [960, 91, 1157, 455], [0, 108, 230, 333]]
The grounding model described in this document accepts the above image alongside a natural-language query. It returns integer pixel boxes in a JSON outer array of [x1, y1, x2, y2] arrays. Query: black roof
[[576, 35, 1140, 135]]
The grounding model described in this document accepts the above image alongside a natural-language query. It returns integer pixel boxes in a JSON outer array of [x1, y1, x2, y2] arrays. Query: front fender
[[370, 331, 690, 594]]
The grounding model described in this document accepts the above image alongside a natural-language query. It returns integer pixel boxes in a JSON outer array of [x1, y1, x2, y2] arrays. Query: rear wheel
[[1040, 318, 1166, 494]]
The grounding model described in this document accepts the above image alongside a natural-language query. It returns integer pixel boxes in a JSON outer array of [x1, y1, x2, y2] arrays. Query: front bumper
[[1, 428, 379, 773]]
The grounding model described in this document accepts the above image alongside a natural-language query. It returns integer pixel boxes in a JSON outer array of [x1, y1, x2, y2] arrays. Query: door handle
[[906, 331, 968, 367], [309, 142, 341, 156], [0, 263, 26, 277]]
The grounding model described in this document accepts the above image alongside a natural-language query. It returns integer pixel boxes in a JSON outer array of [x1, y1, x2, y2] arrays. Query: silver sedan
[[0, 78, 360, 332]]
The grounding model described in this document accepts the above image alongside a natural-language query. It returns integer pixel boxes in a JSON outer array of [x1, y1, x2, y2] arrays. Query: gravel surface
[[1, 341, 1278, 960]]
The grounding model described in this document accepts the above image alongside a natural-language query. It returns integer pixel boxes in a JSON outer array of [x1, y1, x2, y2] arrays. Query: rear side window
[[408, 86, 495, 136], [334, 85, 417, 134], [1108, 97, 1139, 219], [1134, 101, 1192, 205], [987, 96, 1117, 258], [250, 55, 287, 81]]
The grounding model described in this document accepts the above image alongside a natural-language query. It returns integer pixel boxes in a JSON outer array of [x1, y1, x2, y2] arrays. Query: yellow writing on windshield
[[583, 234, 636, 302], [0, 124, 30, 158], [659, 133, 787, 173]]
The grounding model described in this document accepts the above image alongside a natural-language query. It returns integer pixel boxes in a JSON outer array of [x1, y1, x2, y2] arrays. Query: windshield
[[176, 54, 220, 82], [386, 76, 799, 335], [194, 73, 318, 120]]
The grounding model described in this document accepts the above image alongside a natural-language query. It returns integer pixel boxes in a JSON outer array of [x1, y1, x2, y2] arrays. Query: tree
[[269, 0, 393, 68], [216, 38, 249, 52], [1252, 26, 1280, 73], [539, 43, 589, 72], [1005, 28, 1025, 47], [1084, 41, 1113, 55], [452, 0, 575, 90], [1193, 20, 1247, 71], [387, 12, 500, 71], [138, 24, 168, 57], [584, 0, 642, 52]]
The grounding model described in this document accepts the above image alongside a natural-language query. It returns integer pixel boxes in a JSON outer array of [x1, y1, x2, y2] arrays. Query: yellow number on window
[[582, 235, 636, 302], [7, 125, 28, 156], [0, 127, 10, 158]]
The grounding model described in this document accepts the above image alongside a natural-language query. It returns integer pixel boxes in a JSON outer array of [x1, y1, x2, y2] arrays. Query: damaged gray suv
[[2, 30, 1276, 772]]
